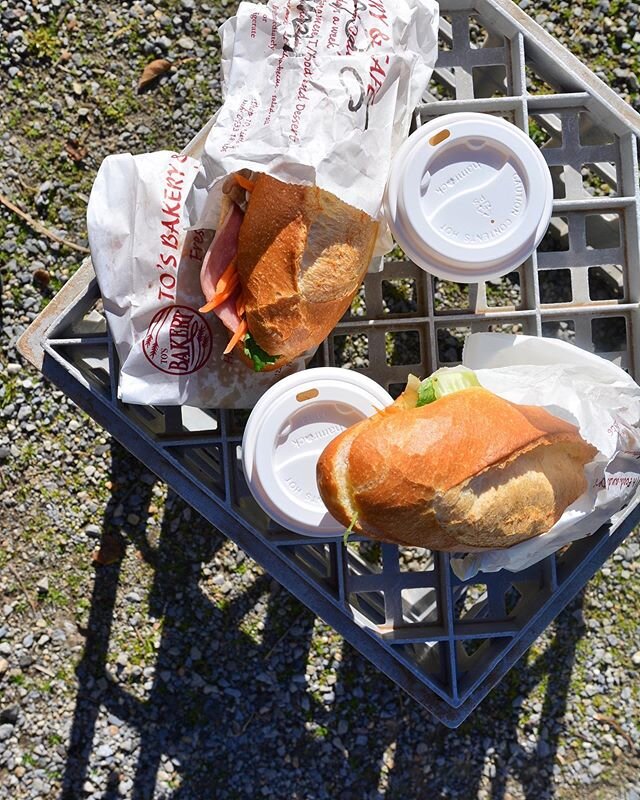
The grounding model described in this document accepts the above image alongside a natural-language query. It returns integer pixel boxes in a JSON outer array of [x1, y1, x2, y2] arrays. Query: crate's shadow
[[382, 601, 585, 800], [61, 442, 585, 800]]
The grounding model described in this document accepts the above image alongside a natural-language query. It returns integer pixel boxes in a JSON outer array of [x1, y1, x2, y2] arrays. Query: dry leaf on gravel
[[32, 268, 51, 287], [65, 140, 88, 162], [93, 532, 126, 566], [138, 58, 172, 90]]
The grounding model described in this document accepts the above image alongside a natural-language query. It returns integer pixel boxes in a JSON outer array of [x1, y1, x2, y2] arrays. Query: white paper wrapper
[[188, 0, 439, 234], [451, 333, 640, 579], [86, 0, 439, 407]]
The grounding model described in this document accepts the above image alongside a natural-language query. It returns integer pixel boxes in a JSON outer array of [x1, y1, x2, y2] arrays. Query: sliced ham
[[200, 201, 245, 334], [215, 286, 244, 332], [199, 201, 244, 303]]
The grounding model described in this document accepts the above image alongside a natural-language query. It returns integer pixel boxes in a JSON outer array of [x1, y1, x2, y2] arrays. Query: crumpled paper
[[86, 0, 439, 408], [451, 333, 640, 579], [187, 0, 439, 237]]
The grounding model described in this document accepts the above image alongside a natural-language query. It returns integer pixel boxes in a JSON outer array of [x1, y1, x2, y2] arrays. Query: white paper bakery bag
[[87, 150, 303, 407], [87, 0, 439, 407], [451, 333, 640, 579]]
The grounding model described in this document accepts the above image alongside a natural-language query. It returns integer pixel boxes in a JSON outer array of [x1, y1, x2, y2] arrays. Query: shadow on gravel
[[61, 441, 585, 800], [61, 443, 156, 800], [385, 592, 586, 800]]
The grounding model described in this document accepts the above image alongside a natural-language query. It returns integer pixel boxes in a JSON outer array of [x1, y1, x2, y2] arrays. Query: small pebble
[[0, 724, 14, 741]]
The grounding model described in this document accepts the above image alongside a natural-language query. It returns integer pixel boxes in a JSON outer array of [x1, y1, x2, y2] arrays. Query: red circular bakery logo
[[143, 305, 212, 375]]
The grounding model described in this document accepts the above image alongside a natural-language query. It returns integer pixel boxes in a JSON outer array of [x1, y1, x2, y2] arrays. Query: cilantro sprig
[[342, 513, 359, 546]]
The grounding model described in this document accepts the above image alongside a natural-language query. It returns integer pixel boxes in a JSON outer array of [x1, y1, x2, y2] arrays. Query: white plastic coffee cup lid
[[384, 112, 553, 283], [242, 368, 394, 537]]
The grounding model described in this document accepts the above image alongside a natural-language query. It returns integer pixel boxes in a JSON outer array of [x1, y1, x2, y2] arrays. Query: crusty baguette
[[235, 174, 378, 361], [316, 387, 597, 551]]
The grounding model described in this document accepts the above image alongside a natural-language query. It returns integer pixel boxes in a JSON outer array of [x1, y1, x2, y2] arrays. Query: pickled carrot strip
[[199, 274, 240, 313], [214, 258, 237, 294], [234, 173, 256, 193], [223, 318, 249, 355], [199, 297, 219, 314], [235, 292, 246, 318]]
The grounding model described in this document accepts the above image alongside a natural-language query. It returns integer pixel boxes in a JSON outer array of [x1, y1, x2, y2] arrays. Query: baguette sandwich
[[199, 172, 379, 371], [316, 368, 597, 551]]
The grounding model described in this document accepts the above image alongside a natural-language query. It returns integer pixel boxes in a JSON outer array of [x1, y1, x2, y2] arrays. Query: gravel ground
[[1, 1, 640, 799]]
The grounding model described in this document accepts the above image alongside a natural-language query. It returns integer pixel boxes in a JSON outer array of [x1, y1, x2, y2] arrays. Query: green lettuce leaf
[[243, 333, 279, 372], [415, 366, 480, 407], [416, 379, 437, 407]]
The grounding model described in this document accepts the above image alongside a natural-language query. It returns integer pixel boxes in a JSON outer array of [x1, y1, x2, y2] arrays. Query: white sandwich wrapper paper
[[451, 333, 640, 579], [188, 0, 439, 234], [86, 0, 439, 408]]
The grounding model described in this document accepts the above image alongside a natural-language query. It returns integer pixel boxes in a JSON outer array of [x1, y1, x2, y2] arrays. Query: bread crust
[[236, 174, 378, 361], [316, 387, 597, 550]]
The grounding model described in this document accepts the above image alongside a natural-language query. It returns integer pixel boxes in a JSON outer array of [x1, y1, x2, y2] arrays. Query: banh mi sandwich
[[316, 367, 598, 551], [199, 172, 379, 371]]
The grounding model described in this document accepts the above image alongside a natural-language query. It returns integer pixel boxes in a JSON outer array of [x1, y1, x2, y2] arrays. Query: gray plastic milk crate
[[17, 0, 640, 727]]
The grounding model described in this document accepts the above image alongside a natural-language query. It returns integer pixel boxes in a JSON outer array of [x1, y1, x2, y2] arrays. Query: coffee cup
[[384, 112, 553, 283], [242, 368, 393, 536]]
